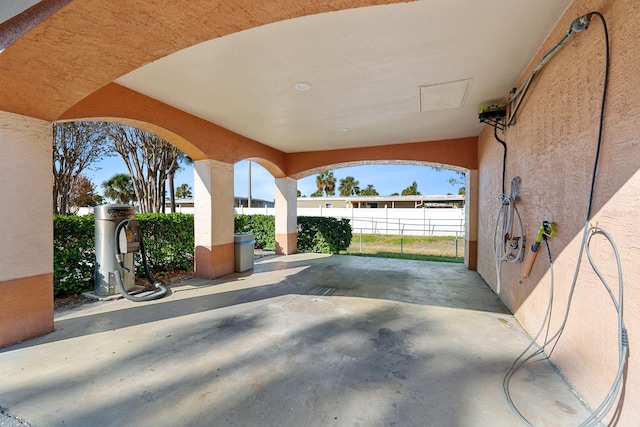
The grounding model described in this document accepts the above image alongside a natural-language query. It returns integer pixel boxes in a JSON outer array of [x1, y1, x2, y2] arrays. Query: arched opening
[[53, 119, 199, 215], [293, 161, 472, 265]]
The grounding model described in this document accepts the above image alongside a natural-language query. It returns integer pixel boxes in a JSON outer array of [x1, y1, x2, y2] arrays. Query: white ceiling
[[111, 0, 573, 153]]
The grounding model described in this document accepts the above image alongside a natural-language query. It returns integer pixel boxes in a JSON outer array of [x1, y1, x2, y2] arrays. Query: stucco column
[[194, 159, 235, 278], [0, 111, 53, 348], [274, 177, 298, 255], [464, 169, 478, 270]]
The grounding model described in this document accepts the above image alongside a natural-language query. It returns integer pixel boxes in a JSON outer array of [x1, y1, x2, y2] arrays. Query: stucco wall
[[0, 110, 54, 346], [477, 0, 640, 423], [0, 111, 52, 281]]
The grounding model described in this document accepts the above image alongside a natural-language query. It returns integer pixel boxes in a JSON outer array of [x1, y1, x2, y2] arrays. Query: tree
[[102, 173, 136, 204], [310, 190, 324, 197], [67, 175, 102, 213], [296, 189, 302, 198], [447, 171, 466, 196], [108, 124, 185, 213], [53, 121, 111, 214], [175, 183, 193, 199], [401, 181, 421, 196], [167, 153, 192, 213], [315, 171, 336, 196], [359, 184, 379, 196], [338, 176, 360, 196]]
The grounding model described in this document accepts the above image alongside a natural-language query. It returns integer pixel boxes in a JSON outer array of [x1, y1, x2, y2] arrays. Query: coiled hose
[[493, 177, 525, 294]]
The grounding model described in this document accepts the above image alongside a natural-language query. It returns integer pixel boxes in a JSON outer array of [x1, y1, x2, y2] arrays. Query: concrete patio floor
[[1, 254, 592, 426]]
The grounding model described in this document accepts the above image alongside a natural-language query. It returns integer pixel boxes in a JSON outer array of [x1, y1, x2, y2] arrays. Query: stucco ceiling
[[2, 1, 574, 154], [115, 0, 573, 153]]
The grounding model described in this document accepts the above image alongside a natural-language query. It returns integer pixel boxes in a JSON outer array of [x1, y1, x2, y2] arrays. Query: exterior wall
[[0, 111, 53, 347], [477, 0, 640, 423]]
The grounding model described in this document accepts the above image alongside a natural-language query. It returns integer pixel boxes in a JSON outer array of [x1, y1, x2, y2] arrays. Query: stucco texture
[[477, 0, 640, 423], [0, 111, 54, 347]]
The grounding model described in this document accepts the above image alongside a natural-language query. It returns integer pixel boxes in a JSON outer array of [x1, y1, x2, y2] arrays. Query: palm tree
[[102, 173, 136, 204], [175, 183, 192, 199], [338, 176, 360, 196], [401, 181, 421, 196], [359, 184, 379, 196], [167, 151, 192, 213], [315, 171, 336, 196]]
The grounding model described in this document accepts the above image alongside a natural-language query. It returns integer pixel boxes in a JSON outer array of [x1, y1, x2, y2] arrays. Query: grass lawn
[[344, 233, 464, 263]]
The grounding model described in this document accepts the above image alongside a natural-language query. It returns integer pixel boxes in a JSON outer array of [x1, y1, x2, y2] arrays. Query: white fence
[[80, 205, 465, 237], [235, 206, 465, 237]]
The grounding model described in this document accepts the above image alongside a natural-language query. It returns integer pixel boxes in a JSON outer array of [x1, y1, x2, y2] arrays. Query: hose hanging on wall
[[493, 176, 525, 294], [502, 12, 629, 426]]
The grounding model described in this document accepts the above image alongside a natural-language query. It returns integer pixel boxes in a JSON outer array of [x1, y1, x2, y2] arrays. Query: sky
[[85, 156, 465, 202]]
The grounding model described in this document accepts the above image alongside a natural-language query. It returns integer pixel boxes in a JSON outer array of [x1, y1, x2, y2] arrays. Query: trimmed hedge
[[53, 213, 351, 296], [135, 213, 194, 273], [234, 214, 275, 249], [297, 216, 352, 254], [53, 215, 96, 296], [235, 214, 352, 254]]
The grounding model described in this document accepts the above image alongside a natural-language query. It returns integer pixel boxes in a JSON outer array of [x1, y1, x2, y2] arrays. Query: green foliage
[[135, 213, 194, 273], [102, 173, 136, 204], [297, 216, 352, 254], [175, 183, 193, 199], [54, 213, 354, 296], [234, 214, 275, 249], [53, 213, 194, 296], [338, 176, 360, 196], [401, 180, 421, 196], [316, 170, 336, 196], [234, 214, 352, 254], [53, 215, 96, 296], [359, 184, 379, 196]]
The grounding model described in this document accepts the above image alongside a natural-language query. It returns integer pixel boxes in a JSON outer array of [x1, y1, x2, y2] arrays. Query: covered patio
[[0, 254, 591, 426], [1, 0, 639, 424]]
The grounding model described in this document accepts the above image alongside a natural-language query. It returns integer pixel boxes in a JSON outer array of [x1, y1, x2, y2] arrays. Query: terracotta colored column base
[[195, 243, 234, 279], [0, 274, 53, 348], [275, 233, 297, 255], [465, 240, 477, 271]]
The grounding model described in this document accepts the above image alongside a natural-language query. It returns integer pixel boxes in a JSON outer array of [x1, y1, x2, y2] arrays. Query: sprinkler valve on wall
[[519, 221, 556, 283]]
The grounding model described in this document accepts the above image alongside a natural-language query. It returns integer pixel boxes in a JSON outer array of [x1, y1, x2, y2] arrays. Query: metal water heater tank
[[94, 204, 137, 296]]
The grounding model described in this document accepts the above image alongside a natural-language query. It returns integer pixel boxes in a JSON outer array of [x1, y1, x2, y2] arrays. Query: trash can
[[234, 234, 255, 272]]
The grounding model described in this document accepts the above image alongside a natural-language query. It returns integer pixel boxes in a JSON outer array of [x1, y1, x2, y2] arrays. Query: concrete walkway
[[1, 254, 592, 426]]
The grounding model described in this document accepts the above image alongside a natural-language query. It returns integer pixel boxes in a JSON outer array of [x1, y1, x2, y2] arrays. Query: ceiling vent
[[419, 79, 471, 113]]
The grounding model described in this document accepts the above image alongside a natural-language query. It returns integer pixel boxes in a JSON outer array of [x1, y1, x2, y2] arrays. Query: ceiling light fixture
[[294, 82, 311, 91]]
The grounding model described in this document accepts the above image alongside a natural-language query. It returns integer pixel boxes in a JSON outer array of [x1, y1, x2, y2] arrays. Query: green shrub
[[53, 215, 96, 296], [234, 214, 275, 249], [297, 216, 352, 254], [135, 213, 194, 273], [233, 215, 351, 253]]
